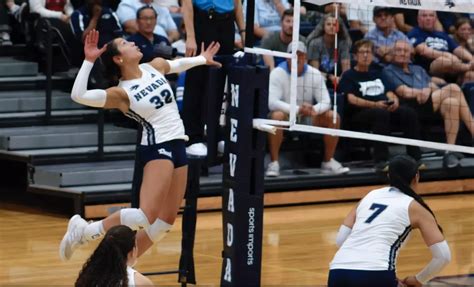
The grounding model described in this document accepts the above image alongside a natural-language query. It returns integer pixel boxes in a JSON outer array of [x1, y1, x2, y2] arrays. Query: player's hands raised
[[200, 42, 222, 68], [84, 29, 107, 63]]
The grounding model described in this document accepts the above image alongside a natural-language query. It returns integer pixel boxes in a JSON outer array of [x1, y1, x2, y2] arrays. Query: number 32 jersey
[[119, 63, 188, 146], [330, 187, 414, 271]]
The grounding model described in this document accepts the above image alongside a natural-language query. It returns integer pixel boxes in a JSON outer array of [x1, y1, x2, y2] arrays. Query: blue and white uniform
[[328, 187, 414, 287], [119, 63, 188, 167]]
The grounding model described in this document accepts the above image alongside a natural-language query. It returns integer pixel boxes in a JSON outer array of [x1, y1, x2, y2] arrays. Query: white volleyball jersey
[[330, 187, 414, 271], [119, 63, 188, 145], [126, 266, 136, 287]]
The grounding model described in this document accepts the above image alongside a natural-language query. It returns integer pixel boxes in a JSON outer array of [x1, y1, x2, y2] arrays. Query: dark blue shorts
[[138, 139, 188, 168], [328, 269, 398, 287]]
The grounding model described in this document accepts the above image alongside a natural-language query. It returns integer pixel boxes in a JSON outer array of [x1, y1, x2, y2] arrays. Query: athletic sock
[[83, 220, 105, 242]]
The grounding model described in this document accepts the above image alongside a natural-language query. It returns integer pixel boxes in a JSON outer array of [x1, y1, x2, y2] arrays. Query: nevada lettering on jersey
[[133, 77, 168, 101]]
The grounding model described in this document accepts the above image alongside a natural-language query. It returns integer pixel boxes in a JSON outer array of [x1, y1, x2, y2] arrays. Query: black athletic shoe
[[443, 152, 460, 169]]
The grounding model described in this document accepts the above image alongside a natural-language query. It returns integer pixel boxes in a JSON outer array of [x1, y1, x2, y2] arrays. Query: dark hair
[[373, 6, 393, 17], [353, 39, 374, 53], [388, 155, 443, 232], [455, 17, 471, 30], [281, 8, 293, 21], [101, 39, 121, 86], [75, 225, 137, 287], [136, 5, 157, 20]]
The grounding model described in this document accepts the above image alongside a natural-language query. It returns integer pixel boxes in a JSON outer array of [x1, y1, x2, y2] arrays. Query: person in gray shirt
[[383, 40, 474, 168], [260, 8, 305, 70]]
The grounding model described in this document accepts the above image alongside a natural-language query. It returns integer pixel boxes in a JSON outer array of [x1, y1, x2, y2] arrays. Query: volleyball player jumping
[[59, 30, 221, 261]]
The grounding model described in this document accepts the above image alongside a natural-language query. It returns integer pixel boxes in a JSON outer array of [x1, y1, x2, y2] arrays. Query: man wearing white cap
[[266, 41, 350, 177]]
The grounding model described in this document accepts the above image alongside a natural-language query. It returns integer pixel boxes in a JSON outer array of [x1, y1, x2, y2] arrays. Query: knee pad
[[145, 218, 172, 243], [120, 208, 150, 231]]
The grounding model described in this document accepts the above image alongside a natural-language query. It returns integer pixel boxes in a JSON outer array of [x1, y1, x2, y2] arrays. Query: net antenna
[[247, 0, 474, 155]]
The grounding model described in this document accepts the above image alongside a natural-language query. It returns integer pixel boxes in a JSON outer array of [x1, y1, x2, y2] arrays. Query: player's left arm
[[404, 201, 451, 286], [149, 42, 222, 75]]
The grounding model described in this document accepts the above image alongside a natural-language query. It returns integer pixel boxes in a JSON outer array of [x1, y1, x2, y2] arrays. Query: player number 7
[[364, 203, 388, 224]]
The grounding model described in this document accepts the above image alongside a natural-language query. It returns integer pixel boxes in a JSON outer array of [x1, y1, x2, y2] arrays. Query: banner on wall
[[304, 0, 474, 13]]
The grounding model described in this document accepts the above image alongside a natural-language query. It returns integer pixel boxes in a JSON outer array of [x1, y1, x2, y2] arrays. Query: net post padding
[[221, 65, 269, 286]]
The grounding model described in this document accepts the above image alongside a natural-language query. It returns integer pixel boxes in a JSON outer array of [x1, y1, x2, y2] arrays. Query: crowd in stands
[[2, 0, 473, 174]]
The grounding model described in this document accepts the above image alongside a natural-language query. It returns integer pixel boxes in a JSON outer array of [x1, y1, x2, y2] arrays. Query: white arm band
[[415, 240, 451, 284], [71, 61, 107, 108], [335, 225, 352, 248], [166, 55, 207, 74]]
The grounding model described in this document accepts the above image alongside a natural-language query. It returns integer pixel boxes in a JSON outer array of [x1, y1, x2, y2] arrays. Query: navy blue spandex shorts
[[328, 269, 398, 287], [138, 139, 188, 168]]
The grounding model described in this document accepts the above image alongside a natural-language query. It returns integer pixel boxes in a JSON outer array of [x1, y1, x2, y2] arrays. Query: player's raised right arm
[[71, 30, 128, 111], [71, 29, 108, 108]]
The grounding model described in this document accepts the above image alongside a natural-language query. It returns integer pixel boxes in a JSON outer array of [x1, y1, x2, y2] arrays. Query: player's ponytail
[[388, 155, 443, 233], [101, 39, 122, 86]]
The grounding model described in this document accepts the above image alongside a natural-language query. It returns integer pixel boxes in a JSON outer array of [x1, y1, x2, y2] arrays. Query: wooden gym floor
[[0, 193, 473, 286]]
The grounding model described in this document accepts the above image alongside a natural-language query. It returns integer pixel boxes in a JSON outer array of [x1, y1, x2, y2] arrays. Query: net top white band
[[253, 119, 474, 155]]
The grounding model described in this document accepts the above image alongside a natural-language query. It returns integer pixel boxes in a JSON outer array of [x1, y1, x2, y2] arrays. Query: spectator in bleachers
[[384, 40, 474, 168], [452, 18, 474, 54], [0, 0, 13, 45], [437, 11, 469, 34], [29, 0, 75, 42], [260, 8, 305, 70], [30, 0, 78, 65], [365, 7, 409, 65], [29, 0, 73, 23], [116, 0, 179, 42], [340, 40, 422, 170], [70, 0, 122, 46], [408, 10, 474, 85], [128, 6, 171, 63], [266, 41, 350, 177], [243, 0, 290, 39], [306, 13, 351, 91], [394, 8, 444, 34]]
